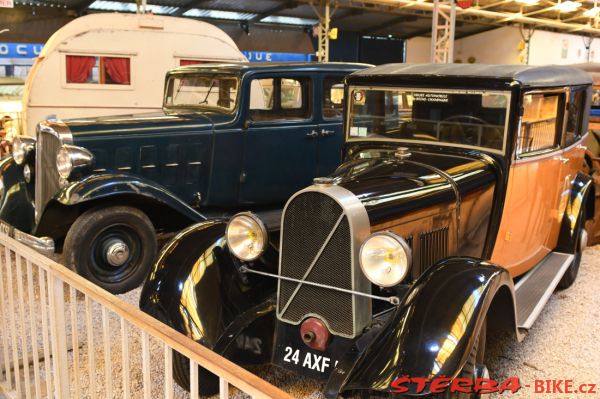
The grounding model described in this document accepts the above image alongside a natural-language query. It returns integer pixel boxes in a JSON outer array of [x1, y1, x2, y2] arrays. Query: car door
[[491, 89, 567, 277], [238, 73, 318, 205], [317, 75, 346, 176]]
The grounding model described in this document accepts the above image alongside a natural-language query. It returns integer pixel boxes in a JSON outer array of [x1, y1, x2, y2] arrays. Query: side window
[[322, 76, 345, 119], [565, 88, 585, 147], [517, 92, 562, 156], [66, 55, 131, 85], [249, 77, 311, 122]]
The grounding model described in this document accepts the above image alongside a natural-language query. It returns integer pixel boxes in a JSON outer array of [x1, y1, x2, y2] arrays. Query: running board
[[514, 252, 573, 330]]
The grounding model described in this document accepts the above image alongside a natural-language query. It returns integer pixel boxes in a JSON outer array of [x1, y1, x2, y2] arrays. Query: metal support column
[[313, 0, 331, 62], [430, 0, 456, 63]]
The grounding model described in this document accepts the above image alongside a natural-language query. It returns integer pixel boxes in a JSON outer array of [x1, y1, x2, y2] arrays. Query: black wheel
[[557, 225, 586, 290], [63, 206, 157, 294], [172, 350, 219, 396]]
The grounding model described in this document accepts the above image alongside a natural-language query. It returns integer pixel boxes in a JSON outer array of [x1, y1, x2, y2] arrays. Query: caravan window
[[66, 55, 131, 85], [180, 60, 206, 66]]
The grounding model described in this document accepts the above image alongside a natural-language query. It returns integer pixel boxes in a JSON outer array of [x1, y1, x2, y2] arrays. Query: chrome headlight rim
[[359, 231, 412, 288], [55, 144, 94, 180], [12, 136, 35, 165], [226, 211, 268, 262]]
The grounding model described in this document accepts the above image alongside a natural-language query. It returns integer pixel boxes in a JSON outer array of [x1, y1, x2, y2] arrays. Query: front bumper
[[0, 221, 55, 256]]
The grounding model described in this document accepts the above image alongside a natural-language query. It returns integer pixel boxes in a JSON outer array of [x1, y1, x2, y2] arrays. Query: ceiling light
[[584, 6, 600, 16], [260, 16, 319, 26], [553, 1, 582, 12], [514, 0, 539, 5]]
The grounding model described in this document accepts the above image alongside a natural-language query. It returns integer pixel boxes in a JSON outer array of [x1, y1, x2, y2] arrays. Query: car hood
[[62, 111, 236, 136], [333, 145, 499, 223]]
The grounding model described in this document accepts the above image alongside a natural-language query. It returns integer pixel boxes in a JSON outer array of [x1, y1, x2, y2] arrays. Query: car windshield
[[164, 74, 239, 112], [347, 87, 511, 154], [0, 84, 24, 99]]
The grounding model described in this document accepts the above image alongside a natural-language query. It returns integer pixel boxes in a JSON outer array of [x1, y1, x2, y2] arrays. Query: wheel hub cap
[[104, 239, 130, 267]]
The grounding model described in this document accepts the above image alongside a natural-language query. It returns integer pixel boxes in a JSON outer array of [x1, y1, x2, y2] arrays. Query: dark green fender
[[35, 173, 206, 239], [0, 156, 35, 233]]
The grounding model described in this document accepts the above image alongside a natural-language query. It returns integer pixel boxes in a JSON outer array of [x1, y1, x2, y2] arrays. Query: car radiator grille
[[35, 128, 61, 222], [277, 191, 359, 338]]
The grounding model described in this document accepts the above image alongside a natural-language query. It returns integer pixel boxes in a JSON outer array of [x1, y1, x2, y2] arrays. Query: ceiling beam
[[248, 1, 298, 23], [172, 0, 211, 17]]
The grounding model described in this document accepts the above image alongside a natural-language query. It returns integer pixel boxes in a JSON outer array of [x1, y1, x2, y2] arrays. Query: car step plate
[[514, 252, 573, 330]]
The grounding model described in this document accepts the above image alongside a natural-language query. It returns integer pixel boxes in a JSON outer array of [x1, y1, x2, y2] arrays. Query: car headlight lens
[[56, 146, 73, 179], [12, 136, 26, 165], [226, 212, 268, 261], [359, 232, 411, 287]]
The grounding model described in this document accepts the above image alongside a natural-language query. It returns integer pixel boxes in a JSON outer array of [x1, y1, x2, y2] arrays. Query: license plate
[[0, 221, 13, 236], [281, 345, 338, 375]]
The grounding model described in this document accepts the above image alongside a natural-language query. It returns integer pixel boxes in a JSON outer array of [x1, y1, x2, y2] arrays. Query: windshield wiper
[[199, 79, 216, 105]]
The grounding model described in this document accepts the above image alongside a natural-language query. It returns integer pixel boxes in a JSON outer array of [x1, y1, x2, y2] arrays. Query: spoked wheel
[[63, 206, 157, 294]]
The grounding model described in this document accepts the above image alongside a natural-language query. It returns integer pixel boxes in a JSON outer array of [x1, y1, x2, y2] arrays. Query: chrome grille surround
[[35, 120, 72, 223], [276, 184, 371, 339]]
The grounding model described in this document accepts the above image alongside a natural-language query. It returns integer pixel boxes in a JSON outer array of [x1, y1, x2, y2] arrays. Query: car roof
[[169, 62, 372, 75], [349, 63, 593, 88]]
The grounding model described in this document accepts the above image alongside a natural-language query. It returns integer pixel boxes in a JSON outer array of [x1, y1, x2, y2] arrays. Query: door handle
[[554, 156, 569, 164], [320, 129, 335, 137], [306, 130, 319, 138], [577, 144, 588, 150]]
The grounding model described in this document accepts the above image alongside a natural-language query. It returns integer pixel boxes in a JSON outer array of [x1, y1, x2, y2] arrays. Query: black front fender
[[0, 156, 35, 233], [327, 257, 518, 398], [557, 171, 594, 253], [140, 220, 278, 363]]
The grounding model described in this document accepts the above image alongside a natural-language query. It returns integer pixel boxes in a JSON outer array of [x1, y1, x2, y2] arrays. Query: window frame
[[61, 51, 136, 91], [247, 75, 313, 124], [562, 86, 587, 148], [321, 75, 346, 121], [515, 88, 568, 160]]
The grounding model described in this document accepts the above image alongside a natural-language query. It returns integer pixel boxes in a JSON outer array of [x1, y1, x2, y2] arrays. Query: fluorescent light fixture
[[88, 1, 179, 14], [260, 16, 318, 26], [183, 9, 258, 20], [553, 1, 582, 12], [514, 0, 539, 5], [584, 6, 600, 16]]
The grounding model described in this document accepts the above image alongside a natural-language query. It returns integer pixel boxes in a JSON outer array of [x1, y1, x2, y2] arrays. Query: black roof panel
[[350, 63, 593, 87], [170, 62, 372, 75]]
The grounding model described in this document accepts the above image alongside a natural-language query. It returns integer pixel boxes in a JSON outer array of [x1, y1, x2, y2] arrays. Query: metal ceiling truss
[[431, 0, 456, 63]]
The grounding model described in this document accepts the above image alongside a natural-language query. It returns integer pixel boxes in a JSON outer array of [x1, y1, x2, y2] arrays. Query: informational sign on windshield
[[413, 92, 450, 103]]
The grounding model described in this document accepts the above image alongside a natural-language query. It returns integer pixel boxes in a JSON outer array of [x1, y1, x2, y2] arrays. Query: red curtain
[[103, 57, 131, 85], [180, 59, 204, 66], [66, 55, 96, 83]]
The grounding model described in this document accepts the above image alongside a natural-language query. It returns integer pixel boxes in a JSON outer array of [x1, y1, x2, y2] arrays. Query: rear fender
[[139, 220, 278, 364], [34, 173, 205, 238], [556, 172, 594, 253], [326, 257, 520, 398], [0, 156, 35, 233]]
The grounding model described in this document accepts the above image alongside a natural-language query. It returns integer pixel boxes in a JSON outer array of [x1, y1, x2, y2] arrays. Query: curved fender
[[557, 172, 594, 253], [139, 220, 278, 364], [0, 156, 35, 233], [326, 257, 518, 398], [51, 172, 204, 221]]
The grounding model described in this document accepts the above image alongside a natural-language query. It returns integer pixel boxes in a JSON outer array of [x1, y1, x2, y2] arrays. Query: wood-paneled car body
[[140, 64, 595, 398], [0, 62, 368, 293]]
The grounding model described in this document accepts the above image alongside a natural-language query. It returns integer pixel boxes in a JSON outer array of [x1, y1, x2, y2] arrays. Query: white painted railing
[[0, 233, 292, 399]]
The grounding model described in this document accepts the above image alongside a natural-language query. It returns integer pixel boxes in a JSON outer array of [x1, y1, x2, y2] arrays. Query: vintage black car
[[0, 62, 368, 293], [140, 64, 594, 398]]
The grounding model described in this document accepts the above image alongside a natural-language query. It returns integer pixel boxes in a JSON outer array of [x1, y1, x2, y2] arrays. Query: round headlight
[[359, 232, 411, 287], [12, 136, 26, 165], [56, 146, 73, 179], [226, 212, 268, 261]]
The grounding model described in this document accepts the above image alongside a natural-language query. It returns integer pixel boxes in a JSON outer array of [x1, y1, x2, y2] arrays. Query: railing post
[[48, 273, 70, 398]]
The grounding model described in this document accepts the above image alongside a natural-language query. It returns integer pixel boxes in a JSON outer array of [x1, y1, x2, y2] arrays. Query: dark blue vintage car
[[0, 62, 369, 293]]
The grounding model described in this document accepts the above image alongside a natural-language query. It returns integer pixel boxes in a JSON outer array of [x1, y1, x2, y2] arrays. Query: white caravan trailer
[[21, 13, 246, 136]]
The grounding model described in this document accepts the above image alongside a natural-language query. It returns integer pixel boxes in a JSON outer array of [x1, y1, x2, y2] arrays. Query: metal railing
[[0, 233, 293, 399]]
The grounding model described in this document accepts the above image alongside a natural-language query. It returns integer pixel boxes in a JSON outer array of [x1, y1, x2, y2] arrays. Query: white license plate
[[281, 345, 338, 374]]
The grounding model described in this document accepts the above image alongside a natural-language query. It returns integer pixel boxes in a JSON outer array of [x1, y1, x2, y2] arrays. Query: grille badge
[[313, 177, 334, 186]]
